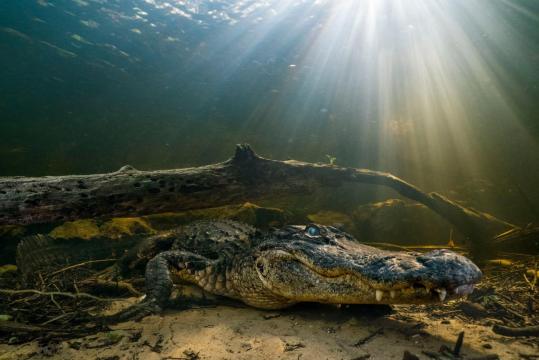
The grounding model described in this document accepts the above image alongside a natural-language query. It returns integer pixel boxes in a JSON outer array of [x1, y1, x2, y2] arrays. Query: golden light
[[192, 0, 538, 194]]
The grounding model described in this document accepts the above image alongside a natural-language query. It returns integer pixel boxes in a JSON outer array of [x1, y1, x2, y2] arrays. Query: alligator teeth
[[375, 290, 384, 302], [390, 290, 396, 299], [435, 288, 447, 302]]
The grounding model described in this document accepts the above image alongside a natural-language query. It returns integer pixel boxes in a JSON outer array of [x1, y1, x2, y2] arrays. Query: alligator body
[[17, 220, 482, 319]]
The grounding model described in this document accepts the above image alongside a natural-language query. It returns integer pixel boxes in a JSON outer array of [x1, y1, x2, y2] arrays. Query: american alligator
[[17, 220, 481, 320]]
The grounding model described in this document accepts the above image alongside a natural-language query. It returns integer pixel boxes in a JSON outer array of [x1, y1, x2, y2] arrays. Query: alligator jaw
[[254, 240, 482, 305], [369, 282, 475, 303]]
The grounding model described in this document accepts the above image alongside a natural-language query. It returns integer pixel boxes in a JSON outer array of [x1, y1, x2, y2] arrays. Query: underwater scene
[[0, 0, 538, 359]]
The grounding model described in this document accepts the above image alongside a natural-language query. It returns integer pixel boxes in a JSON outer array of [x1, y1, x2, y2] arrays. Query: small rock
[[68, 341, 82, 350], [441, 320, 451, 324], [182, 349, 201, 360], [129, 330, 142, 342], [283, 341, 305, 352], [263, 312, 281, 320], [458, 301, 488, 319], [38, 339, 61, 357], [105, 330, 128, 345], [482, 343, 493, 349]]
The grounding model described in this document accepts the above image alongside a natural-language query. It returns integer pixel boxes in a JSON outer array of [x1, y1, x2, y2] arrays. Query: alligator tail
[[17, 235, 77, 285], [16, 235, 131, 286]]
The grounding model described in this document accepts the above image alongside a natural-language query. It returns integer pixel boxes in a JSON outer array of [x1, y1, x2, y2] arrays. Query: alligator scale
[[17, 220, 482, 320]]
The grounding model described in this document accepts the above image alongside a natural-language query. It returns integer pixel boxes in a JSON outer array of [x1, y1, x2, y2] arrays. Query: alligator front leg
[[145, 250, 211, 307], [104, 250, 211, 323]]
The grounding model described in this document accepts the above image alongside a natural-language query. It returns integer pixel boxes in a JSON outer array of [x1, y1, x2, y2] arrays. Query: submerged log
[[0, 144, 515, 250], [492, 324, 539, 337]]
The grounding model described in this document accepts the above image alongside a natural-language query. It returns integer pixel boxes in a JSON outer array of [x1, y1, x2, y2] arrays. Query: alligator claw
[[101, 298, 162, 324]]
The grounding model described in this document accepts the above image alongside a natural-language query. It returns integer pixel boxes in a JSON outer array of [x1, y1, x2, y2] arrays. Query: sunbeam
[[181, 0, 538, 195]]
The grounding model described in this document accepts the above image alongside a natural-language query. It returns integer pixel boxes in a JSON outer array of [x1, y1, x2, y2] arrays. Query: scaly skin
[[16, 220, 482, 322], [110, 220, 481, 321]]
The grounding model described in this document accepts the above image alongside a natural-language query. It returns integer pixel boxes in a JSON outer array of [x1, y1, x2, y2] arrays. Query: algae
[[0, 225, 26, 238], [98, 217, 155, 239], [144, 202, 287, 230], [49, 219, 101, 240], [47, 203, 286, 240], [0, 265, 17, 276]]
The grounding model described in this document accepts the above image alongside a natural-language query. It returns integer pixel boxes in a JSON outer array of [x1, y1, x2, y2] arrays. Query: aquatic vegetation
[[0, 225, 25, 238], [49, 219, 102, 240], [46, 202, 286, 240], [325, 154, 337, 165], [145, 202, 287, 230], [98, 218, 155, 239], [49, 217, 155, 240], [0, 265, 16, 277]]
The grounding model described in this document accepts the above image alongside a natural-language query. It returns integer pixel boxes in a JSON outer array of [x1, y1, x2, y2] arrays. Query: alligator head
[[250, 224, 481, 306]]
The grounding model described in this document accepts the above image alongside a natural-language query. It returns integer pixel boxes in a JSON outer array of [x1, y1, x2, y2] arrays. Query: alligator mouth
[[367, 282, 476, 302], [297, 258, 477, 303], [256, 247, 481, 304]]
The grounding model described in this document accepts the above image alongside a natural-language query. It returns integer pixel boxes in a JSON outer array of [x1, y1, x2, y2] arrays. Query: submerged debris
[[492, 324, 539, 337], [400, 256, 538, 330], [353, 328, 384, 347]]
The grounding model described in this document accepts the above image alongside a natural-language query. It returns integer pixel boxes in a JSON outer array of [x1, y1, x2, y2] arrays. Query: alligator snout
[[362, 249, 482, 302], [257, 234, 482, 305]]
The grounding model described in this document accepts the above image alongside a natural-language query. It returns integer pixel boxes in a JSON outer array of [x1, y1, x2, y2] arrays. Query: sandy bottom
[[1, 301, 537, 360]]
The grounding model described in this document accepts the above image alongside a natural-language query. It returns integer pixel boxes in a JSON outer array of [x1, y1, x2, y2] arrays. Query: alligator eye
[[305, 225, 321, 237], [256, 262, 266, 275]]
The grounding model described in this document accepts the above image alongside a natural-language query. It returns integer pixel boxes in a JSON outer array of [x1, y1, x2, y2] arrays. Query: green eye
[[306, 225, 320, 236]]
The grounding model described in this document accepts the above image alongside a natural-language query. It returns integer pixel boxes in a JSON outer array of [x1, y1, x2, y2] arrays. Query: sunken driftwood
[[492, 324, 539, 337], [0, 144, 515, 248]]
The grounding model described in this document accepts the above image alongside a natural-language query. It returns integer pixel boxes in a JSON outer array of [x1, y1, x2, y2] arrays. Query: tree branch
[[0, 144, 516, 248]]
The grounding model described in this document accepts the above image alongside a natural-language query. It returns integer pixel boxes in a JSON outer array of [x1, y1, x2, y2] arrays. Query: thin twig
[[0, 288, 126, 302], [353, 327, 384, 347], [49, 294, 64, 312], [50, 259, 117, 276], [41, 312, 72, 325]]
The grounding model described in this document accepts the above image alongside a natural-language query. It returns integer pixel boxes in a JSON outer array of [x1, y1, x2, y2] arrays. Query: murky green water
[[0, 6, 538, 347], [1, 0, 538, 224]]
